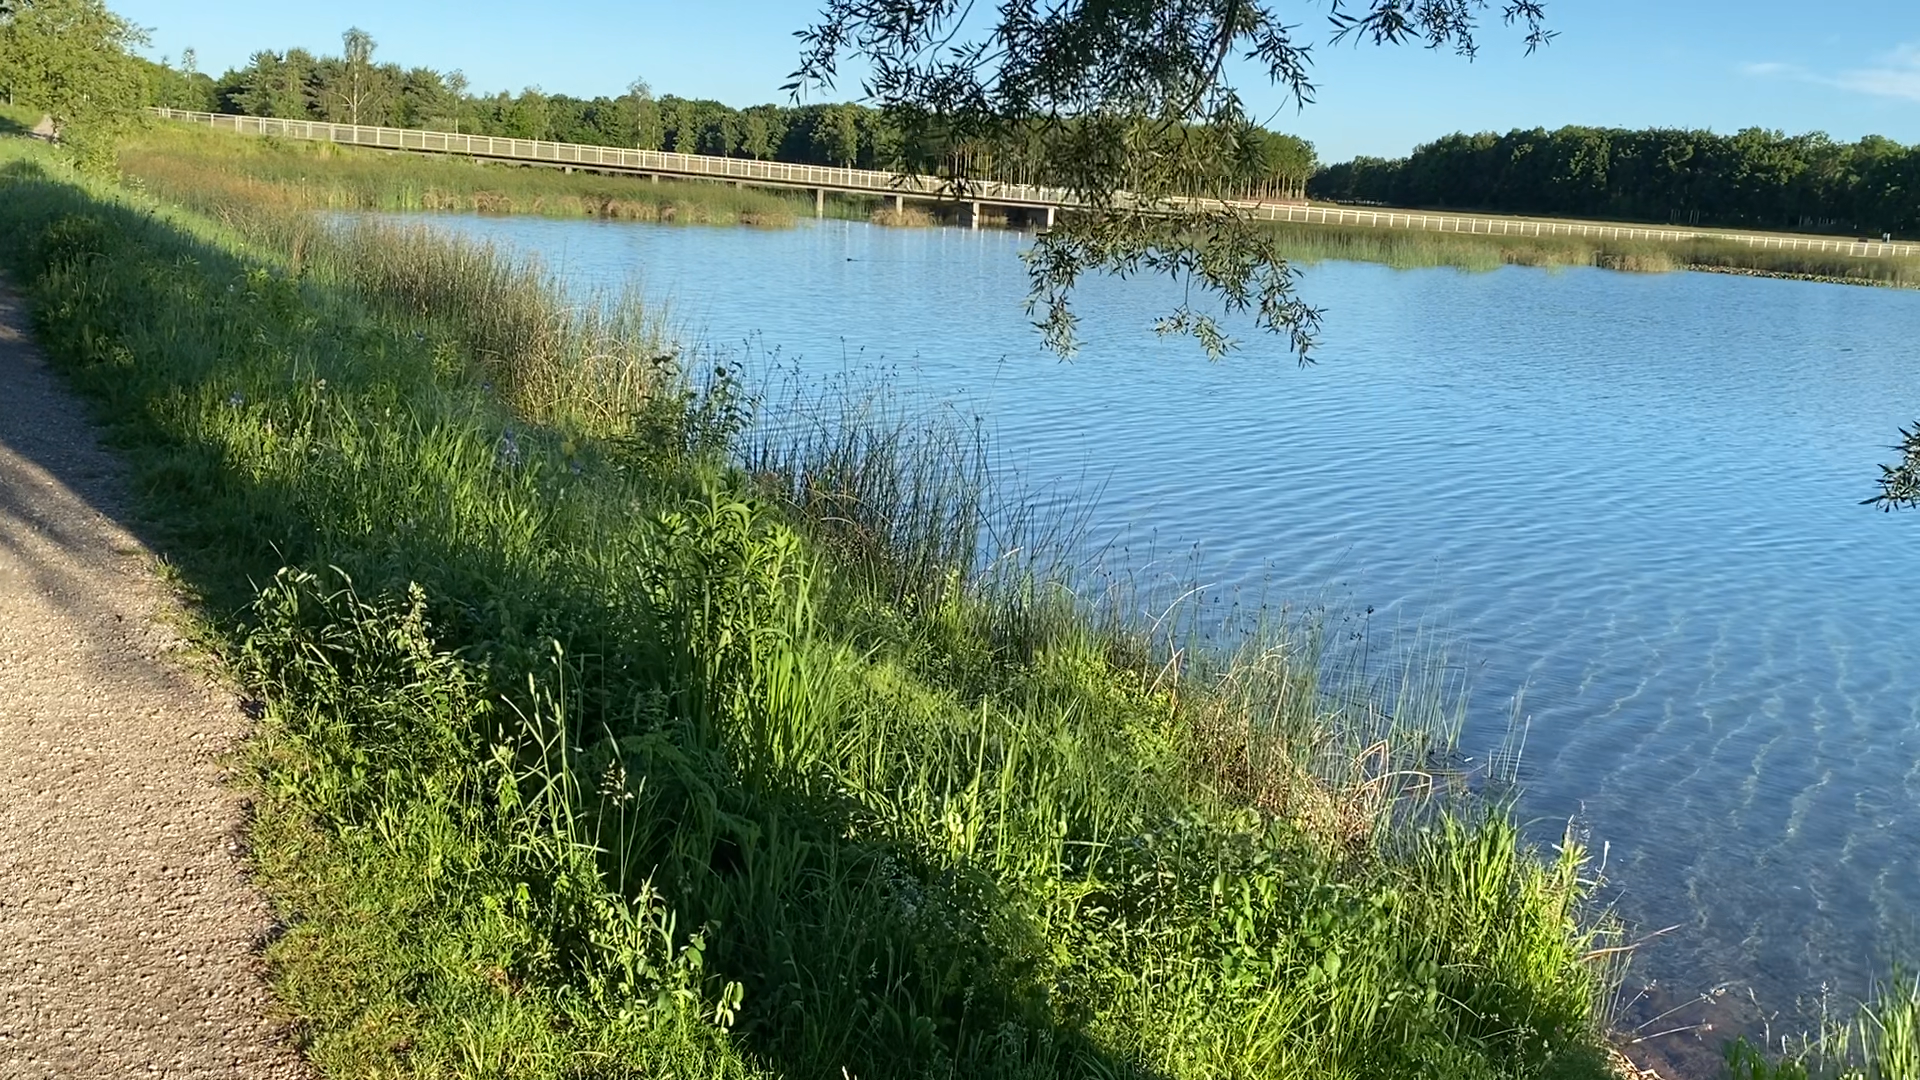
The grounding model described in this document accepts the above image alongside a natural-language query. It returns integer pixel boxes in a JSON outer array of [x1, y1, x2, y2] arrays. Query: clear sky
[[111, 0, 1920, 163]]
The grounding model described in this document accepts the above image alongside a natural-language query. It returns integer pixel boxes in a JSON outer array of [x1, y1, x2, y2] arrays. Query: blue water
[[406, 213, 1920, 1069]]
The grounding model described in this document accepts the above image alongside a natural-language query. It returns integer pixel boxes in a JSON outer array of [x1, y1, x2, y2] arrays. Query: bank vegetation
[[0, 120, 1653, 1080]]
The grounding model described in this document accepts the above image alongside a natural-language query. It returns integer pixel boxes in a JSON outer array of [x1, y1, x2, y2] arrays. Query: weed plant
[[0, 130, 1633, 1080]]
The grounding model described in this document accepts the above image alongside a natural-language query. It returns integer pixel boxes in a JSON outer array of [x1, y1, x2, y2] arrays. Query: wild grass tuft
[[1725, 973, 1920, 1080]]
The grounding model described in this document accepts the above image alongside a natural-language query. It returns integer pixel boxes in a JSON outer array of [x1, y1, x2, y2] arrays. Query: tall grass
[[121, 121, 804, 226], [0, 130, 1634, 1080], [1265, 220, 1920, 287]]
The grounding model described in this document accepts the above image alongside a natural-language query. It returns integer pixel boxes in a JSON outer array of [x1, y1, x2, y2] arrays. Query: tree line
[[1309, 125, 1920, 238], [137, 29, 1318, 197]]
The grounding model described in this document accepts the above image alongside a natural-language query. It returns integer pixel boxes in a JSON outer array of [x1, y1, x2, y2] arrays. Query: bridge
[[151, 108, 1920, 258]]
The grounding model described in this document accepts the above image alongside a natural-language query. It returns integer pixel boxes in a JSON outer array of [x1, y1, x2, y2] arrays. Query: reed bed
[[870, 204, 937, 227], [121, 121, 803, 226], [1264, 219, 1920, 286], [1, 129, 1649, 1080]]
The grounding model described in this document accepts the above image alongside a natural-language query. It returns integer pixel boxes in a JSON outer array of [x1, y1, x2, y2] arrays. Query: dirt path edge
[[0, 281, 305, 1079]]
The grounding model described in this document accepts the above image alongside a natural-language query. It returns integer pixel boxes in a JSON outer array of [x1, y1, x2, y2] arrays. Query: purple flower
[[496, 428, 522, 468]]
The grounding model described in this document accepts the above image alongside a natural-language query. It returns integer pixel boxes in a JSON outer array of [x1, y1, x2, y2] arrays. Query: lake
[[403, 212, 1920, 1069]]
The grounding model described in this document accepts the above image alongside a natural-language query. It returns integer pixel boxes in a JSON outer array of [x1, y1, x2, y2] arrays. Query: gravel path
[[0, 284, 303, 1079]]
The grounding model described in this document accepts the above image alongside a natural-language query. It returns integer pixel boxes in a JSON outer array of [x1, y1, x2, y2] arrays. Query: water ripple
[[399, 212, 1920, 1034]]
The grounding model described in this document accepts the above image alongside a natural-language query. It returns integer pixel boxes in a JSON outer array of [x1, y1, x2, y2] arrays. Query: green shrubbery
[[0, 131, 1630, 1079]]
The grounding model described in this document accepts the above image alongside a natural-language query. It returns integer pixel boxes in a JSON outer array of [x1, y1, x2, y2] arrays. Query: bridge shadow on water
[[0, 153, 1166, 1080]]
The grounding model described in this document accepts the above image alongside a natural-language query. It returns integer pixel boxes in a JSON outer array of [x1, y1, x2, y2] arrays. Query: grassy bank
[[0, 128, 1644, 1079], [120, 120, 811, 225], [117, 119, 1920, 292], [1262, 219, 1920, 287]]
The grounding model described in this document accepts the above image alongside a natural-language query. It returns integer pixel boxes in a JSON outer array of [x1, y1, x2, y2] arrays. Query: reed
[[120, 121, 804, 226], [1264, 219, 1920, 287], [870, 204, 937, 227]]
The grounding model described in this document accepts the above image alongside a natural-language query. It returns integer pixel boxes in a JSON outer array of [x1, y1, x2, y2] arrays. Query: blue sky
[[113, 0, 1920, 162]]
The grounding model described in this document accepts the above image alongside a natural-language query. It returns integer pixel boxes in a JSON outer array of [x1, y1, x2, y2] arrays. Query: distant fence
[[1248, 202, 1920, 257], [148, 107, 1073, 208], [150, 108, 1920, 258]]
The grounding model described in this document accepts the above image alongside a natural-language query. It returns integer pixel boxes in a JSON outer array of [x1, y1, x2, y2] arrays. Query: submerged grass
[[1726, 973, 1920, 1080], [0, 128, 1643, 1079]]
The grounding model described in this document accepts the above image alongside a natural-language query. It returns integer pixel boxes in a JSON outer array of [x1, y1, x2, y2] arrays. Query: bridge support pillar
[[814, 188, 825, 217], [958, 201, 980, 230], [1043, 205, 1055, 229], [563, 165, 573, 174], [891, 194, 904, 214]]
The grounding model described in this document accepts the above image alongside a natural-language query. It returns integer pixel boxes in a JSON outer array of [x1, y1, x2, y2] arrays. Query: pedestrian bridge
[[150, 107, 1074, 227], [150, 108, 1920, 257]]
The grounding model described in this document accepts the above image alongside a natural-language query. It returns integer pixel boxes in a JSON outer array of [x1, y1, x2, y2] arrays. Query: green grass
[[116, 118, 1920, 288], [121, 120, 810, 226], [0, 104, 38, 135], [1725, 973, 1920, 1080], [1262, 219, 1920, 287], [0, 129, 1637, 1080]]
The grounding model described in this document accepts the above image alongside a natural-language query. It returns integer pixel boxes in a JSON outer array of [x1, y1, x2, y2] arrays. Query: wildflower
[[227, 392, 245, 407], [496, 428, 522, 468]]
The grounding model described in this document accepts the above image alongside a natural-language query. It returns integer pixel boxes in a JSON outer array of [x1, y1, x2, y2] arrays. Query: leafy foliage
[[0, 0, 145, 169], [1314, 125, 1920, 238], [788, 0, 1550, 356], [1866, 422, 1920, 512]]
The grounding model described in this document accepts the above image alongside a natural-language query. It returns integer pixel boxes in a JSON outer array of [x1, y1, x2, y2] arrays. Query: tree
[[503, 86, 550, 140], [626, 77, 662, 150], [0, 0, 146, 169], [226, 48, 320, 119], [814, 103, 858, 166], [445, 69, 469, 132], [327, 26, 387, 125], [395, 66, 453, 130], [740, 105, 784, 160], [791, 0, 1550, 357]]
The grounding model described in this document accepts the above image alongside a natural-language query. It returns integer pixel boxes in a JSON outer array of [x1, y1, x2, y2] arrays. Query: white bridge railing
[[149, 107, 1073, 207], [151, 108, 1920, 258]]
